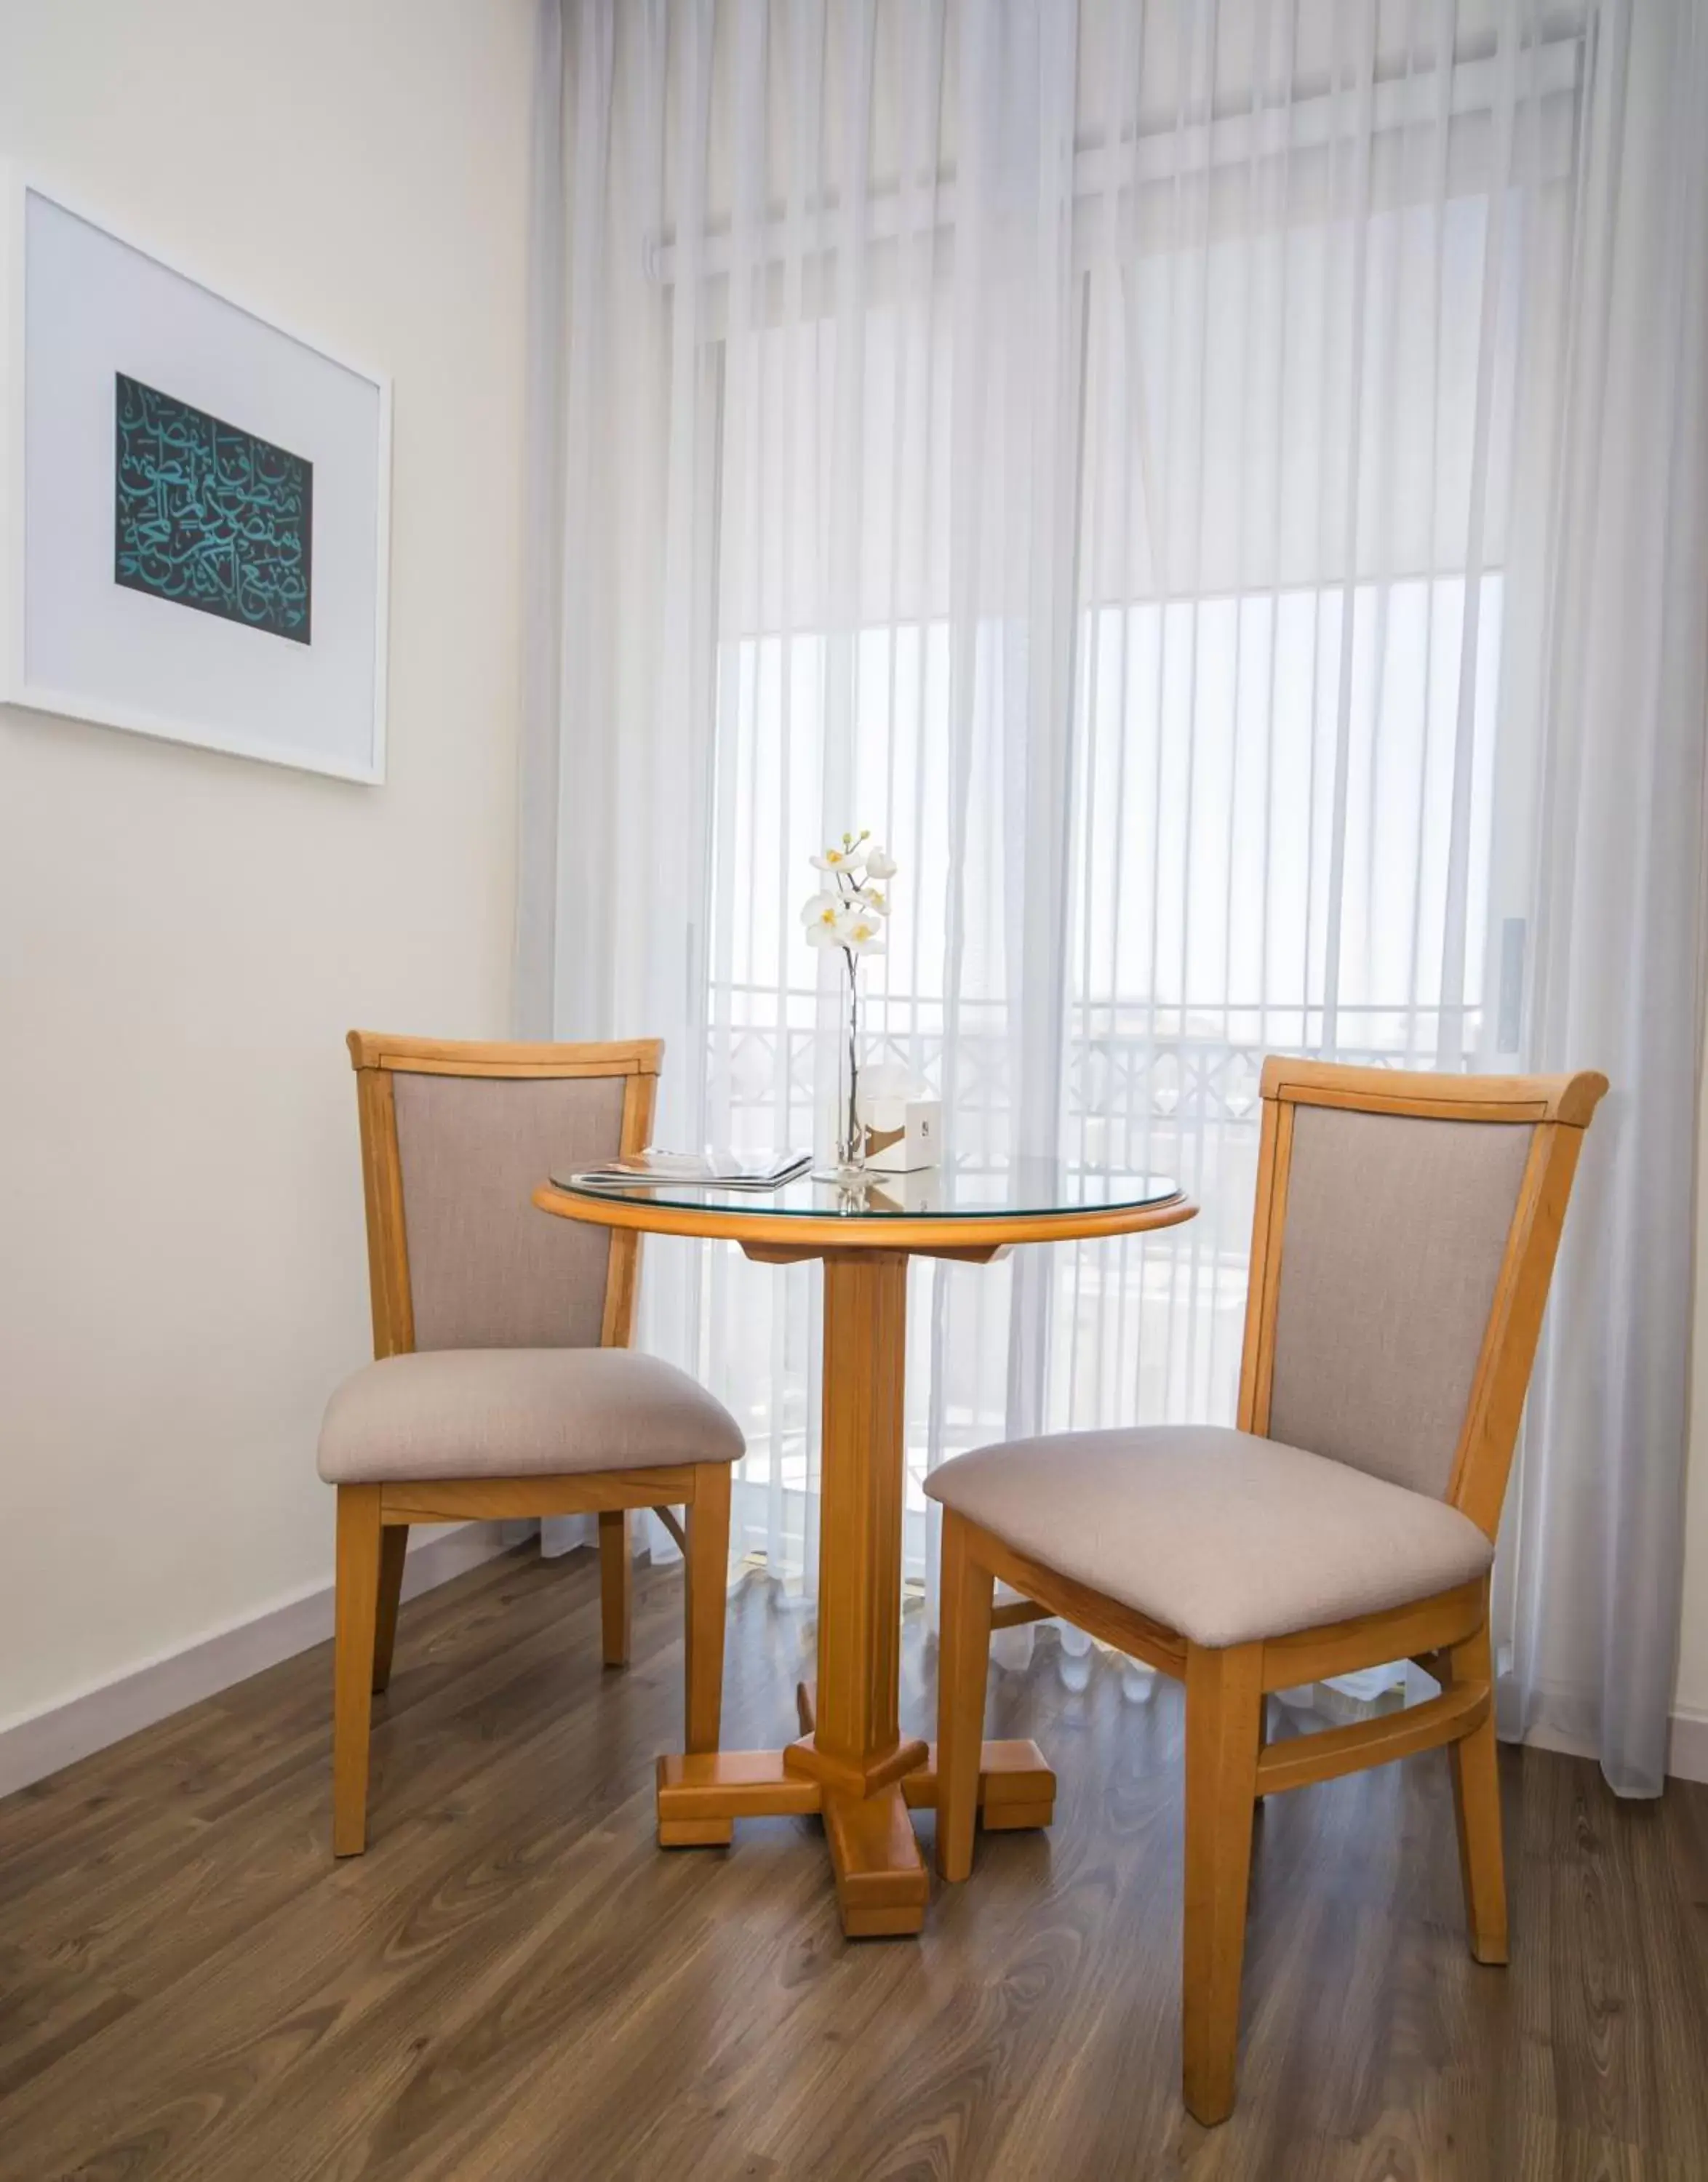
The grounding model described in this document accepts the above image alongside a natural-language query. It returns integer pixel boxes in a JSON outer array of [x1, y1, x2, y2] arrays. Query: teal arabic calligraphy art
[[113, 375, 312, 643]]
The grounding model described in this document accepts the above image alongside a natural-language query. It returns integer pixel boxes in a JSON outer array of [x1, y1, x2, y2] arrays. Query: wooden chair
[[319, 1032, 741, 1856], [927, 1058, 1607, 2125]]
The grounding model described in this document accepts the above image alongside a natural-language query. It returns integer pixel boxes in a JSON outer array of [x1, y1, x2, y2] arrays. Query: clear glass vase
[[816, 953, 866, 1183]]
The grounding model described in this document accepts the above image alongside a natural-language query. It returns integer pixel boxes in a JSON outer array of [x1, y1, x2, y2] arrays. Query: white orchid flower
[[801, 832, 895, 959], [802, 894, 845, 945], [838, 906, 887, 954]]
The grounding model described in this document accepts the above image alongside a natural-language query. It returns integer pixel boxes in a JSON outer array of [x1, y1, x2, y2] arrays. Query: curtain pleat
[[525, 0, 1708, 1788], [1508, 0, 1708, 1794]]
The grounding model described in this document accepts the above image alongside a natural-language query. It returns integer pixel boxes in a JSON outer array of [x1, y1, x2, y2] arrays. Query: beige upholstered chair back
[[393, 1072, 623, 1350], [346, 1033, 662, 1360], [1264, 1105, 1534, 1497], [1240, 1059, 1607, 1533]]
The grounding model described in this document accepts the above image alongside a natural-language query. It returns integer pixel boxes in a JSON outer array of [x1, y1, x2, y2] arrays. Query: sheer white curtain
[[521, 0, 1708, 1792]]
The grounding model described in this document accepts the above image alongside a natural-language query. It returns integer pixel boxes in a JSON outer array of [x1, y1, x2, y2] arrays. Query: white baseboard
[[0, 1521, 530, 1801], [1669, 1707, 1708, 1784]]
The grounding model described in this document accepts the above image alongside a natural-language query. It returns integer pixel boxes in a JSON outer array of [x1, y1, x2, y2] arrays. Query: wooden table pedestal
[[655, 1249, 1055, 1937]]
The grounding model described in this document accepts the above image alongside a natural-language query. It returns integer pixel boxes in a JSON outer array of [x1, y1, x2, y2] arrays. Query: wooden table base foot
[[658, 1815, 735, 1848], [979, 1799, 1055, 1832], [655, 1738, 1055, 1929], [903, 1738, 1055, 1830], [655, 1750, 818, 1838], [824, 1782, 929, 1937]]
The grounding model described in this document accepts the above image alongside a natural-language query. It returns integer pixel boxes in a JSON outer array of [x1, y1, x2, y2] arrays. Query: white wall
[[0, 0, 535, 1733]]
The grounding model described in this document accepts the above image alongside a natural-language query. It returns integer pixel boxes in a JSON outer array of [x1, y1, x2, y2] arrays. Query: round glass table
[[533, 1157, 1196, 1938]]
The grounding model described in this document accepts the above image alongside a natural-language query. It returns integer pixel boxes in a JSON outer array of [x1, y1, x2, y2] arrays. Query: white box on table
[[858, 1094, 941, 1173]]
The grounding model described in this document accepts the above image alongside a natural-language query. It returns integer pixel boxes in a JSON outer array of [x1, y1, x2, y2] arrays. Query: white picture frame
[[0, 171, 391, 784]]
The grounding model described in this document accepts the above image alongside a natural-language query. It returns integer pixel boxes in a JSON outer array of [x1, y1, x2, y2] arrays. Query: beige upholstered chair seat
[[924, 1423, 1493, 1648], [319, 1348, 744, 1484]]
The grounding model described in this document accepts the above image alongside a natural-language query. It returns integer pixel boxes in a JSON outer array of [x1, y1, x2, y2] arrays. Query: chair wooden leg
[[372, 1524, 409, 1694], [1182, 1640, 1264, 2127], [684, 1463, 731, 1754], [333, 1484, 383, 1857], [1447, 1612, 1508, 1965], [935, 1511, 995, 1883], [599, 1508, 633, 1668]]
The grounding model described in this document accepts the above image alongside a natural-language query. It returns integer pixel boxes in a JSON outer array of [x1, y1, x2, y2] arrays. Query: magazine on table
[[560, 1148, 811, 1192]]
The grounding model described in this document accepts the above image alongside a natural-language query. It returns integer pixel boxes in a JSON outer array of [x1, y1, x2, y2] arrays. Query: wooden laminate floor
[[1, 1543, 1706, 2182]]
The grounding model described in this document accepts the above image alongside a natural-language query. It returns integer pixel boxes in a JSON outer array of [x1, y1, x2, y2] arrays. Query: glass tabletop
[[546, 1154, 1184, 1223]]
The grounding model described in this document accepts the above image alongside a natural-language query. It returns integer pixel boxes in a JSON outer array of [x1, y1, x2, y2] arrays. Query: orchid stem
[[843, 946, 861, 1169]]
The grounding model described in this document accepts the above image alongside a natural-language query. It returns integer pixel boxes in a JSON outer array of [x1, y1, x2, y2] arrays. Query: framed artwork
[[1, 175, 390, 782]]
